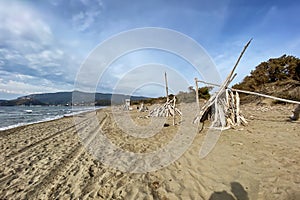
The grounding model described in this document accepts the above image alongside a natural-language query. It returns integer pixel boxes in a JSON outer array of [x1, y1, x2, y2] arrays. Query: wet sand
[[0, 103, 299, 199]]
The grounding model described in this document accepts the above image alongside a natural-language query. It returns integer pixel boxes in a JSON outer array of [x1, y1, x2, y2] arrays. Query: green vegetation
[[131, 96, 166, 105], [233, 55, 300, 102], [176, 86, 212, 103], [198, 86, 213, 100]]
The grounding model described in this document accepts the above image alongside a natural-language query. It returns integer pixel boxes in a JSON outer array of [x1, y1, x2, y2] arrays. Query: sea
[[0, 106, 103, 131]]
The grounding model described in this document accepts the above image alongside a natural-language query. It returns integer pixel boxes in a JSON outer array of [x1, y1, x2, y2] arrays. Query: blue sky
[[0, 0, 299, 99]]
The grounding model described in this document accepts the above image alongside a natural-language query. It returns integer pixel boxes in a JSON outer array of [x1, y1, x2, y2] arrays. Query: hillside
[[233, 55, 300, 103], [0, 98, 47, 106], [0, 91, 148, 106]]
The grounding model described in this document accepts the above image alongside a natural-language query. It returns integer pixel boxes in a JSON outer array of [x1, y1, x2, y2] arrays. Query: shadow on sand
[[209, 182, 249, 200]]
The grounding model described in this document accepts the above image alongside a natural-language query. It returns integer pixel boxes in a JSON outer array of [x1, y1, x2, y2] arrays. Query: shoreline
[[0, 106, 106, 131]]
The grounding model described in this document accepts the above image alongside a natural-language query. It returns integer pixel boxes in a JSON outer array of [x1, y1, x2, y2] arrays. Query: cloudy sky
[[0, 0, 299, 99]]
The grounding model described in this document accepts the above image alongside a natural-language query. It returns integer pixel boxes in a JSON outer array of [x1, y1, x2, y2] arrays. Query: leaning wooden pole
[[223, 38, 252, 90], [232, 88, 300, 105], [195, 78, 199, 108], [173, 96, 176, 125], [165, 72, 169, 101]]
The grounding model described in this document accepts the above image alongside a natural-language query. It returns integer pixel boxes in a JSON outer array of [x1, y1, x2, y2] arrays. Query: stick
[[230, 73, 237, 83], [225, 89, 229, 108], [165, 72, 169, 102], [224, 39, 252, 88], [173, 96, 176, 125], [196, 79, 220, 87], [232, 88, 300, 105], [236, 91, 241, 125], [229, 90, 236, 124], [195, 78, 199, 107]]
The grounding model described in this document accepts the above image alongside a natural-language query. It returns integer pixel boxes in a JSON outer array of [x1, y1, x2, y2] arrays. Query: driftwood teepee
[[138, 102, 148, 112], [149, 72, 182, 118], [149, 96, 182, 117], [193, 39, 252, 129], [123, 99, 131, 111]]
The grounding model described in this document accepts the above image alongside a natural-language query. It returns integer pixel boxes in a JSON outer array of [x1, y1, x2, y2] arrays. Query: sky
[[0, 0, 299, 99]]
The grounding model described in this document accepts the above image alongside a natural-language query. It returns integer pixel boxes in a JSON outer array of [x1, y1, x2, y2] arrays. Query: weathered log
[[175, 108, 182, 116], [195, 77, 199, 108], [165, 72, 169, 102], [233, 88, 300, 105], [173, 96, 176, 125], [236, 91, 241, 125], [229, 90, 236, 124]]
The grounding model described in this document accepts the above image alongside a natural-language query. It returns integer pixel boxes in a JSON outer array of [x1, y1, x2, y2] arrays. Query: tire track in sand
[[25, 113, 108, 199], [0, 114, 99, 196], [2, 114, 93, 162], [0, 115, 105, 199]]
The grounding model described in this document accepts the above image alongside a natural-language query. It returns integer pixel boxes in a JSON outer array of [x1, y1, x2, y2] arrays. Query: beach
[[0, 103, 300, 199]]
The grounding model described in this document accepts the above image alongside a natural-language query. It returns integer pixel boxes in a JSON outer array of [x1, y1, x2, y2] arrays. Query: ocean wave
[[0, 107, 104, 131], [0, 115, 63, 131]]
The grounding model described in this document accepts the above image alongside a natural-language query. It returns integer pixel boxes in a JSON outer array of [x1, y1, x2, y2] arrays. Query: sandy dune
[[0, 103, 299, 199]]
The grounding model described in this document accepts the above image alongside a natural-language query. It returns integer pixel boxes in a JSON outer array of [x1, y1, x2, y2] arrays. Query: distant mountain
[[0, 98, 47, 106], [0, 91, 149, 106]]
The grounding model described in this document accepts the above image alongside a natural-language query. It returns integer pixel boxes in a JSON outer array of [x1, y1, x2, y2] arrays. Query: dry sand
[[0, 103, 299, 199]]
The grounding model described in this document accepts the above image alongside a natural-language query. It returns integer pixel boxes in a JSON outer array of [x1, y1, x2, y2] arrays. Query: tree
[[188, 86, 195, 93], [198, 86, 213, 100], [234, 55, 300, 91]]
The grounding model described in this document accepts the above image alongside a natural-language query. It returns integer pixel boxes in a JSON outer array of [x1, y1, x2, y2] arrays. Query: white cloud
[[0, 1, 79, 96], [0, 71, 73, 95], [0, 3, 53, 45], [73, 10, 101, 31], [0, 48, 28, 65], [0, 2, 56, 64], [0, 80, 58, 95], [71, 0, 103, 31], [25, 49, 64, 68]]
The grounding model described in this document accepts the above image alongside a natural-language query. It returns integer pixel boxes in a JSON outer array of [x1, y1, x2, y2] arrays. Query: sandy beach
[[0, 103, 300, 199]]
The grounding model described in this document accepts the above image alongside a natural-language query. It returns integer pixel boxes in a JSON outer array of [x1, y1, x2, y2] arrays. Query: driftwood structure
[[149, 96, 182, 117], [194, 39, 300, 128], [193, 39, 252, 129], [123, 99, 131, 111], [149, 72, 182, 123], [196, 79, 300, 122], [138, 103, 148, 112]]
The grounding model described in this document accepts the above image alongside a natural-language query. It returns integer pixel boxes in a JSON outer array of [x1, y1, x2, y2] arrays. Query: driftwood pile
[[194, 39, 252, 129], [224, 89, 247, 127], [193, 89, 247, 129], [123, 99, 131, 111], [138, 103, 148, 112], [148, 72, 182, 122], [149, 96, 182, 117]]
